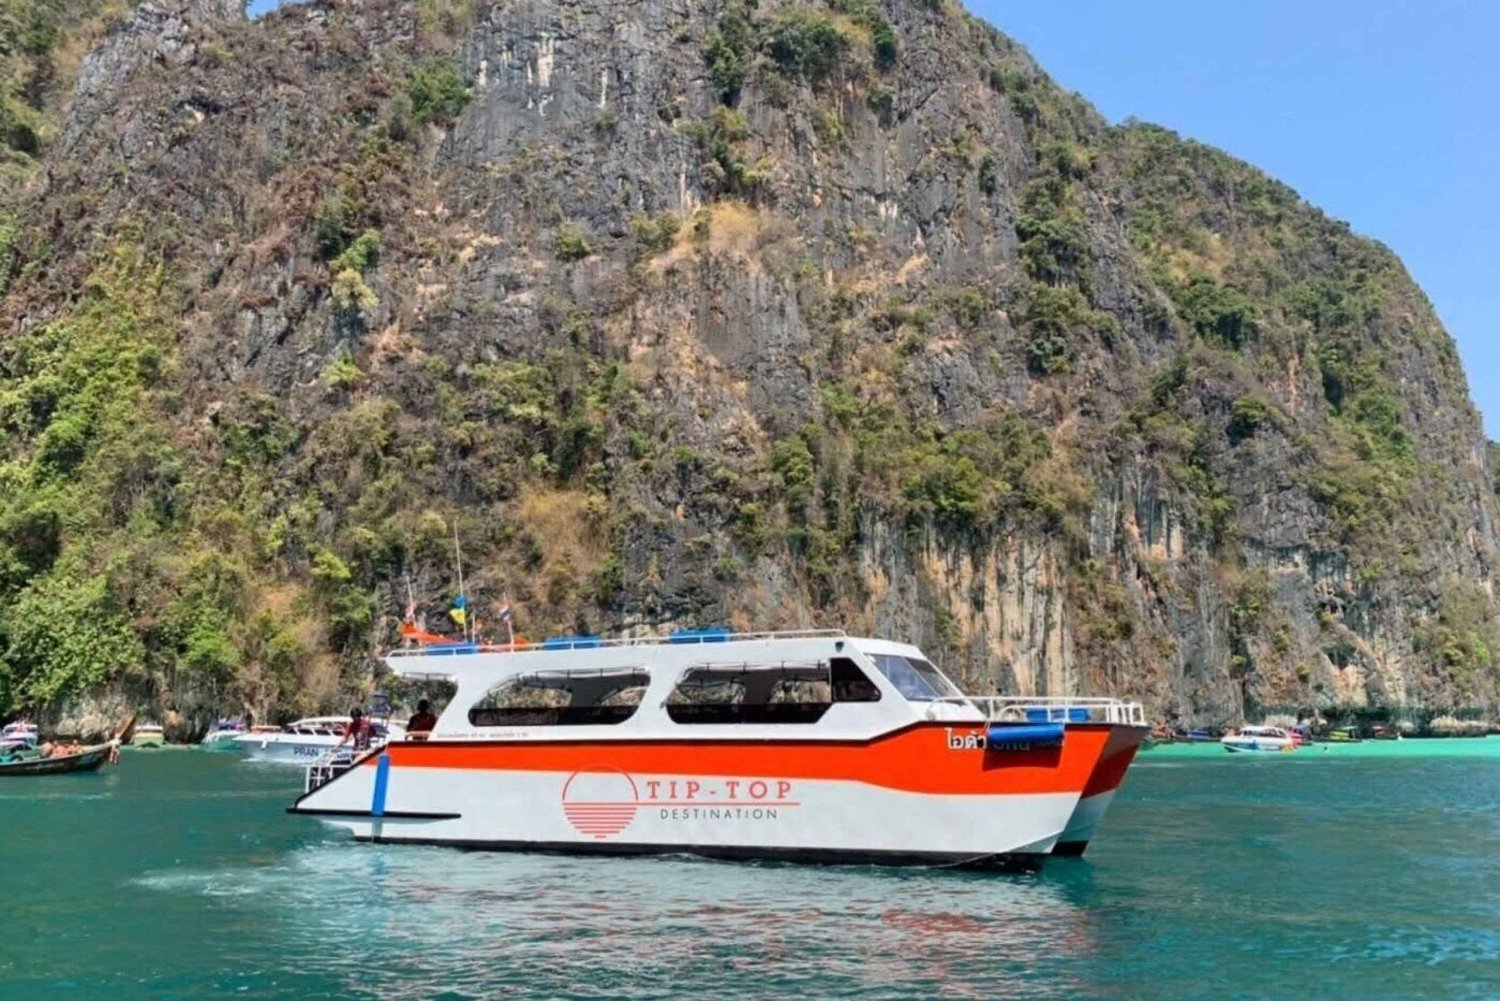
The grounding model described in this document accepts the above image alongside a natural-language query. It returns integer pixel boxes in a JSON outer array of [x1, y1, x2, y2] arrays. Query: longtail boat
[[0, 742, 115, 776]]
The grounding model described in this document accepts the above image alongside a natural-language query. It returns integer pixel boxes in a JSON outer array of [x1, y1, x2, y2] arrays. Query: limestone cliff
[[1, 0, 1496, 732]]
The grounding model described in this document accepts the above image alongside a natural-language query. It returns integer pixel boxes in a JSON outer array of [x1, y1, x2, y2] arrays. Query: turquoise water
[[2, 742, 1497, 1000]]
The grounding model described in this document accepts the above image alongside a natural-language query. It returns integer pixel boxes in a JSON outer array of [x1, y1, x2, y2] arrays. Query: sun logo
[[561, 768, 640, 839]]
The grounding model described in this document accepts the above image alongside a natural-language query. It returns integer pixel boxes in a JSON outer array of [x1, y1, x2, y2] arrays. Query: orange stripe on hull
[[373, 722, 1112, 796], [1080, 725, 1148, 797]]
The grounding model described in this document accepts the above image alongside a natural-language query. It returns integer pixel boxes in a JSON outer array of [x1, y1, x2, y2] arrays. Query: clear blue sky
[[969, 0, 1499, 437], [244, 1, 1496, 436]]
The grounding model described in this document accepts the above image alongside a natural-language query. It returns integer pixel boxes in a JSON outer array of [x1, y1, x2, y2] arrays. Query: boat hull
[[291, 723, 1113, 867], [235, 735, 343, 763], [1053, 723, 1147, 856], [1221, 739, 1295, 753]]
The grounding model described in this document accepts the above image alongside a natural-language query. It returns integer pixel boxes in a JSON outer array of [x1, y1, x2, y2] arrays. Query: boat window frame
[[830, 656, 881, 703], [865, 653, 963, 702], [467, 666, 651, 728], [665, 661, 835, 725]]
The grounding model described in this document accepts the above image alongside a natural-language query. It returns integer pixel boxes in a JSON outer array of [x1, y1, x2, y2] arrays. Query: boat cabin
[[387, 629, 1143, 742]]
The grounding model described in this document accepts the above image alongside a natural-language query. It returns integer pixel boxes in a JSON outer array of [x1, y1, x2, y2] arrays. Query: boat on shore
[[290, 629, 1147, 868], [1222, 725, 1298, 753], [237, 716, 404, 764], [131, 724, 165, 748]]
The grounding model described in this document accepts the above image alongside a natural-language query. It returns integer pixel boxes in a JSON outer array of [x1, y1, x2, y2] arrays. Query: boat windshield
[[866, 654, 962, 702]]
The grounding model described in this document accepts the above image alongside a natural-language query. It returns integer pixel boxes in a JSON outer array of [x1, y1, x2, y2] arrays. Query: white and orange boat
[[290, 629, 1146, 868]]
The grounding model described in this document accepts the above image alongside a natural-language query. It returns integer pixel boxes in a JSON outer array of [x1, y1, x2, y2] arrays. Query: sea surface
[[2, 740, 1497, 1000]]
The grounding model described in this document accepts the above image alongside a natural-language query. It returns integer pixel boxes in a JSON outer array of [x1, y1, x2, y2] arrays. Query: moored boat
[[0, 741, 117, 776], [1221, 725, 1297, 753], [290, 629, 1147, 869], [131, 724, 166, 748], [236, 716, 404, 764], [1, 721, 39, 747], [200, 718, 249, 749]]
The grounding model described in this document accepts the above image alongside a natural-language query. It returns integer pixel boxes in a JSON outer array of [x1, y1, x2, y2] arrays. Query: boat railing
[[304, 745, 353, 794], [385, 628, 849, 660], [302, 734, 393, 794], [935, 695, 1147, 727]]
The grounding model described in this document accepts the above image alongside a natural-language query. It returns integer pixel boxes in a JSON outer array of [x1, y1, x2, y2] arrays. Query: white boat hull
[[1221, 738, 1295, 753], [235, 734, 343, 764], [297, 764, 1075, 866], [290, 723, 1124, 867], [1057, 789, 1116, 850]]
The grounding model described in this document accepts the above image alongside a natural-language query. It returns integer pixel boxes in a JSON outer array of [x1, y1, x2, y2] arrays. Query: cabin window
[[830, 657, 881, 702], [867, 654, 962, 702], [666, 662, 833, 724], [468, 668, 649, 727]]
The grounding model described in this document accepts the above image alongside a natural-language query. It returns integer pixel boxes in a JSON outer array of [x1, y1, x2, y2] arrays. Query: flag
[[499, 603, 513, 623], [449, 607, 467, 627]]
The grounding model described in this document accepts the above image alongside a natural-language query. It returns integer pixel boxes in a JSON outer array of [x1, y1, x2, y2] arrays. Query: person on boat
[[339, 708, 374, 752], [407, 699, 438, 739]]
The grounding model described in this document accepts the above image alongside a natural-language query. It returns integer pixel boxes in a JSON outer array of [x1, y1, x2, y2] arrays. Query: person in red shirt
[[340, 707, 373, 752]]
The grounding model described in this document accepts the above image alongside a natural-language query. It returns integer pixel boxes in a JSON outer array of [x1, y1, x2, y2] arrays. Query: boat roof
[[384, 629, 928, 681]]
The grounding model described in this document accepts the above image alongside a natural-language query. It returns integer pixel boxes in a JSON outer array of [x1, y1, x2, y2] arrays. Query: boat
[[235, 716, 404, 764], [1184, 728, 1217, 742], [131, 723, 166, 748], [1221, 725, 1298, 753], [0, 721, 40, 756], [1, 721, 39, 745], [289, 629, 1148, 869], [0, 741, 117, 776], [1325, 726, 1363, 743], [200, 718, 249, 749]]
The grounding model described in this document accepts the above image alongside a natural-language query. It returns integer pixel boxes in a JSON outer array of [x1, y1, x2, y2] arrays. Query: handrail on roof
[[386, 628, 848, 658], [936, 695, 1147, 727]]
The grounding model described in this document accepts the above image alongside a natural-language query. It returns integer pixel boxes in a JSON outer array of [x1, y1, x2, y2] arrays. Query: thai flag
[[500, 603, 513, 623]]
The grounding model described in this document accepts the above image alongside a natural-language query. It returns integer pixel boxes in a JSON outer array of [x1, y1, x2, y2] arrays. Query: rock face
[[1, 0, 1496, 729]]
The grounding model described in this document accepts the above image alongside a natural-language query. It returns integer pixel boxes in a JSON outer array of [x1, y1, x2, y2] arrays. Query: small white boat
[[199, 718, 250, 749], [1221, 725, 1297, 753], [233, 716, 403, 764], [1, 721, 39, 749]]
